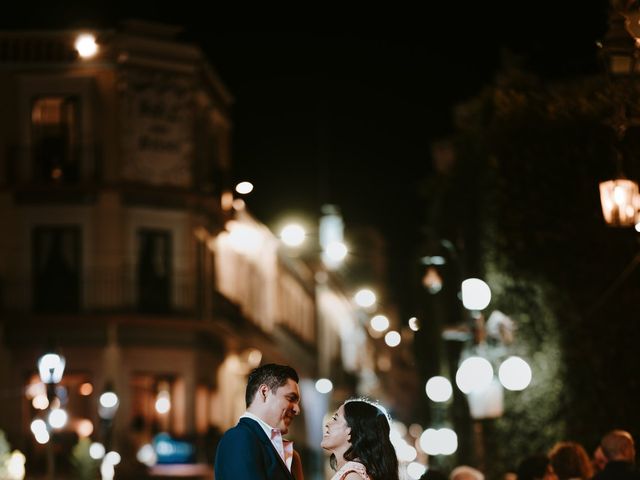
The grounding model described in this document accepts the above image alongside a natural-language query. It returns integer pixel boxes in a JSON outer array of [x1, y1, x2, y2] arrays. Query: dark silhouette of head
[[516, 454, 550, 480], [549, 441, 593, 480], [600, 430, 636, 463], [420, 468, 448, 480]]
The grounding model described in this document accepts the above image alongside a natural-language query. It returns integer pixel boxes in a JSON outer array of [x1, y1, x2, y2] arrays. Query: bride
[[321, 399, 399, 480]]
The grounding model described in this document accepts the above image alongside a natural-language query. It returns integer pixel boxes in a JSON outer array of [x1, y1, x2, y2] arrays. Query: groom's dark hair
[[245, 363, 299, 407]]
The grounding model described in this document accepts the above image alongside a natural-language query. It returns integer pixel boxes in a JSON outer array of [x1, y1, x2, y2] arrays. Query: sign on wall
[[120, 68, 194, 187]]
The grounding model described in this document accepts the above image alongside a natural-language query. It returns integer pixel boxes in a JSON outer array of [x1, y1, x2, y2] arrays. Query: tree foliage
[[425, 62, 640, 476], [70, 438, 99, 480]]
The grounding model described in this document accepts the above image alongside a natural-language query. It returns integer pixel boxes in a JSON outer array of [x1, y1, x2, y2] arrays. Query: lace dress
[[330, 461, 371, 480]]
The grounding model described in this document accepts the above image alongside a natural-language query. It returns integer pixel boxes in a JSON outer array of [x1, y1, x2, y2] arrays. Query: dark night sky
[[4, 1, 611, 316]]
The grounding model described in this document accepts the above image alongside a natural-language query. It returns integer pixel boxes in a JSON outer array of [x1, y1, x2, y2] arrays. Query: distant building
[[0, 20, 367, 477]]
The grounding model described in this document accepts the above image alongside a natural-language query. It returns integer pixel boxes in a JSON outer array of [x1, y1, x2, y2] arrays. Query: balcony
[[0, 268, 198, 316], [6, 143, 103, 190]]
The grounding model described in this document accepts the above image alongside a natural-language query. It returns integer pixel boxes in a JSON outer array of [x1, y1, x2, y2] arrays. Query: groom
[[214, 363, 303, 479]]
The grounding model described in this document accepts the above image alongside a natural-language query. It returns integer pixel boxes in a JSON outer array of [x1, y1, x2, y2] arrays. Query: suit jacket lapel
[[239, 417, 295, 480]]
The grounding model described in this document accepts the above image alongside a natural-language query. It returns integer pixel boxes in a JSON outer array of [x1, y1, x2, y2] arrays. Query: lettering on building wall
[[120, 68, 194, 186]]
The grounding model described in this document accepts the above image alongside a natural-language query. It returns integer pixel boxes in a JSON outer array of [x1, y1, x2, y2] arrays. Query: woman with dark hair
[[321, 399, 399, 480], [548, 441, 593, 480]]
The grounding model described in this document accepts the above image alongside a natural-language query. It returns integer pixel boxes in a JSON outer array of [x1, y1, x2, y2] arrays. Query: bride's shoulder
[[339, 461, 370, 480], [343, 473, 368, 480]]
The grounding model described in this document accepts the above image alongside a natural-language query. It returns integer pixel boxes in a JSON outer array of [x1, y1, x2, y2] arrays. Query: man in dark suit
[[214, 363, 303, 480], [593, 430, 640, 480]]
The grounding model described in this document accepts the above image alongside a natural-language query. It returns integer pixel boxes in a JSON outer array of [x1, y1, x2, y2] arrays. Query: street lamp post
[[279, 205, 349, 270], [97, 384, 120, 480], [98, 384, 119, 451], [455, 280, 533, 475], [36, 351, 66, 480], [599, 8, 640, 229]]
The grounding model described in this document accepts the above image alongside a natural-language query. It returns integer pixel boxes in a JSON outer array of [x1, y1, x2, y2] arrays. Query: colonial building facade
[[0, 21, 377, 477]]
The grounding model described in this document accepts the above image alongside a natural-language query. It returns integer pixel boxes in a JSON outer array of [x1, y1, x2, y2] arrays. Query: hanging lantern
[[422, 266, 443, 294], [599, 178, 640, 226], [37, 353, 65, 384]]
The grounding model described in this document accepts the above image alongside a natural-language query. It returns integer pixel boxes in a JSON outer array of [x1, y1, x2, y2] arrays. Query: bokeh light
[[354, 288, 376, 308], [89, 442, 106, 460], [100, 392, 119, 408], [155, 391, 171, 414], [456, 356, 493, 394], [74, 34, 98, 58], [137, 444, 157, 467], [370, 314, 389, 332], [280, 224, 306, 247], [32, 394, 49, 410], [235, 181, 254, 194], [408, 317, 420, 331], [407, 463, 427, 479], [461, 278, 491, 310], [419, 428, 457, 455], [315, 378, 333, 394], [498, 356, 532, 391], [384, 330, 401, 347], [425, 376, 453, 402], [79, 382, 93, 396], [48, 408, 68, 429], [323, 241, 347, 264], [77, 419, 94, 437]]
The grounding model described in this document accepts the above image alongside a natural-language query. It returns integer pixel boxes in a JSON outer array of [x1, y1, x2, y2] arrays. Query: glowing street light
[[235, 181, 254, 195], [32, 394, 49, 410], [408, 317, 420, 332], [319, 204, 345, 270], [99, 391, 119, 409], [322, 241, 347, 268], [6, 451, 26, 480], [461, 278, 491, 311], [419, 428, 439, 455], [384, 330, 401, 347], [101, 452, 120, 480], [419, 428, 458, 456], [74, 33, 98, 59], [315, 378, 333, 394], [498, 356, 532, 391], [48, 408, 68, 429], [370, 314, 390, 332], [89, 442, 106, 460], [422, 267, 443, 294], [599, 178, 640, 227], [30, 419, 49, 444], [77, 419, 94, 438], [455, 356, 493, 394], [98, 386, 119, 425], [36, 350, 66, 478], [136, 444, 157, 467], [407, 463, 427, 479], [280, 224, 306, 247], [354, 288, 376, 308], [155, 391, 171, 414], [438, 428, 458, 455], [104, 451, 121, 466], [227, 221, 262, 255], [38, 353, 65, 384], [79, 382, 93, 396], [425, 376, 453, 402]]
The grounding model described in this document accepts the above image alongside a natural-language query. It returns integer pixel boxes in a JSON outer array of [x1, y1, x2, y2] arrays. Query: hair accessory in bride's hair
[[345, 396, 392, 423]]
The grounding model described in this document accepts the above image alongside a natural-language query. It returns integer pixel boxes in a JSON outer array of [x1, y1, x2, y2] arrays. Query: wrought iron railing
[[0, 268, 198, 315], [5, 143, 103, 185]]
